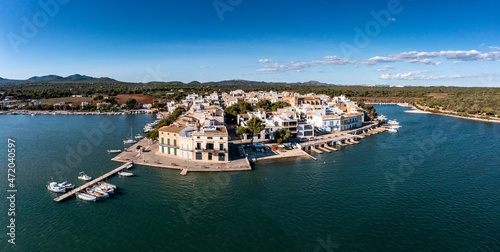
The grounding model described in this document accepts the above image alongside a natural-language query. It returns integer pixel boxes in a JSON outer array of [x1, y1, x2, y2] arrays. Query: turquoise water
[[0, 106, 499, 251]]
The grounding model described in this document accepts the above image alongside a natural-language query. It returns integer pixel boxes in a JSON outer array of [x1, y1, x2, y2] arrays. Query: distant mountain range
[[0, 74, 342, 86], [0, 74, 119, 84]]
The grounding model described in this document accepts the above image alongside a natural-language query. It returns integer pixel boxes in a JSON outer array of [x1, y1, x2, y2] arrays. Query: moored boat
[[86, 187, 109, 198], [107, 149, 122, 154], [118, 171, 134, 177], [46, 182, 66, 193], [387, 127, 398, 133], [58, 181, 75, 190], [76, 192, 97, 202]]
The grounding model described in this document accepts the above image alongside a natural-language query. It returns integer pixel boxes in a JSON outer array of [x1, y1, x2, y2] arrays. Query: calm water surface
[[0, 106, 499, 251]]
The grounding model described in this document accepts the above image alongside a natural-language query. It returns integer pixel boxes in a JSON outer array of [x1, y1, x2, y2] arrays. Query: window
[[167, 138, 170, 145], [220, 144, 224, 150], [161, 137, 164, 144], [206, 143, 214, 150], [168, 147, 171, 154], [174, 139, 177, 146], [161, 146, 164, 153], [207, 137, 213, 139], [174, 148, 177, 155], [208, 153, 212, 160], [196, 143, 201, 150], [196, 152, 202, 160]]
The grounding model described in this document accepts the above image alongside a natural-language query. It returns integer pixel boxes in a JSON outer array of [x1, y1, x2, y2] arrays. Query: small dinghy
[[118, 171, 134, 177], [78, 172, 92, 181]]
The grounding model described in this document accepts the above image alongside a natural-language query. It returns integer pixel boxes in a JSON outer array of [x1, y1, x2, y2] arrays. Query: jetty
[[53, 162, 133, 202]]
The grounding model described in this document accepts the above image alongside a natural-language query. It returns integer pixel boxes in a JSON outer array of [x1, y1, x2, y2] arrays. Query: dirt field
[[115, 94, 159, 105], [425, 93, 454, 98], [37, 97, 92, 105]]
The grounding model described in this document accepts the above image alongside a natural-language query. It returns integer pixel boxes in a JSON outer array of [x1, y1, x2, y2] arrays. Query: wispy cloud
[[376, 66, 394, 72], [380, 70, 479, 80], [406, 58, 441, 66], [257, 56, 356, 73], [488, 46, 500, 51], [363, 50, 500, 65], [258, 59, 279, 63], [200, 65, 216, 69]]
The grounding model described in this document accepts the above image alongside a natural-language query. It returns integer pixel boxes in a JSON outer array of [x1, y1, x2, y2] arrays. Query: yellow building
[[158, 125, 185, 157]]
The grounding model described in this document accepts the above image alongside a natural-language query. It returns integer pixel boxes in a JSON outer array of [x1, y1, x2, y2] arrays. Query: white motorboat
[[388, 120, 399, 125], [78, 172, 92, 181], [86, 187, 109, 198], [125, 163, 134, 169], [76, 192, 97, 202], [118, 171, 134, 177], [46, 182, 66, 193], [107, 149, 122, 154], [58, 181, 75, 190], [378, 114, 388, 123], [134, 134, 144, 139], [387, 127, 398, 133]]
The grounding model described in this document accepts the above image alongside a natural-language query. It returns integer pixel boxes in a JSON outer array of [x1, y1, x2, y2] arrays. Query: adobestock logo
[[7, 0, 71, 54]]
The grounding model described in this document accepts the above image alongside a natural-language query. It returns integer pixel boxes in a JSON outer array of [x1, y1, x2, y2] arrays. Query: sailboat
[[123, 128, 137, 144]]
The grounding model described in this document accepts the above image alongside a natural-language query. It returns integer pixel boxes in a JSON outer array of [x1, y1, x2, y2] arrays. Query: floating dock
[[53, 162, 133, 202]]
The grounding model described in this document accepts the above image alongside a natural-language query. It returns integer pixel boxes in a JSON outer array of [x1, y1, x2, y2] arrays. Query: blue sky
[[1, 0, 499, 86]]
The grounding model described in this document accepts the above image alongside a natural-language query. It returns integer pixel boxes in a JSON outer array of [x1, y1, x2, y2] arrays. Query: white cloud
[[258, 59, 278, 63], [380, 70, 480, 80], [364, 50, 500, 66], [257, 56, 356, 73], [406, 58, 441, 66], [489, 46, 500, 51], [200, 65, 216, 69], [380, 70, 443, 80], [376, 66, 395, 71], [390, 17, 396, 21]]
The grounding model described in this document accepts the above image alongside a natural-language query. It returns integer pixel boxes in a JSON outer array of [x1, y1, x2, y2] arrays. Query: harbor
[[53, 162, 133, 202]]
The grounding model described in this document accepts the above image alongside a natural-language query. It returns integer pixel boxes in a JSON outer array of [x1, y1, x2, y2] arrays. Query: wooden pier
[[53, 162, 133, 202]]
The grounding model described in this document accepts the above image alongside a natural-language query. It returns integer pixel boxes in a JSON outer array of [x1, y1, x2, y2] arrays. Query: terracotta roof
[[322, 114, 340, 118], [158, 125, 188, 133], [345, 112, 363, 116]]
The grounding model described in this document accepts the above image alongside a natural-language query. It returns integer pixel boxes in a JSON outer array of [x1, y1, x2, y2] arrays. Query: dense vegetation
[[417, 91, 500, 117]]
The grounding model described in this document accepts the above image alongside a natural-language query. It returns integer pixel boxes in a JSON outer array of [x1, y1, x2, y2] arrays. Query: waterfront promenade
[[111, 138, 252, 173], [110, 122, 385, 173]]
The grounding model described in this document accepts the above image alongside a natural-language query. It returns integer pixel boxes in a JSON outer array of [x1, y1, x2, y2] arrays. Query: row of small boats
[[47, 164, 134, 201], [76, 182, 117, 202]]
